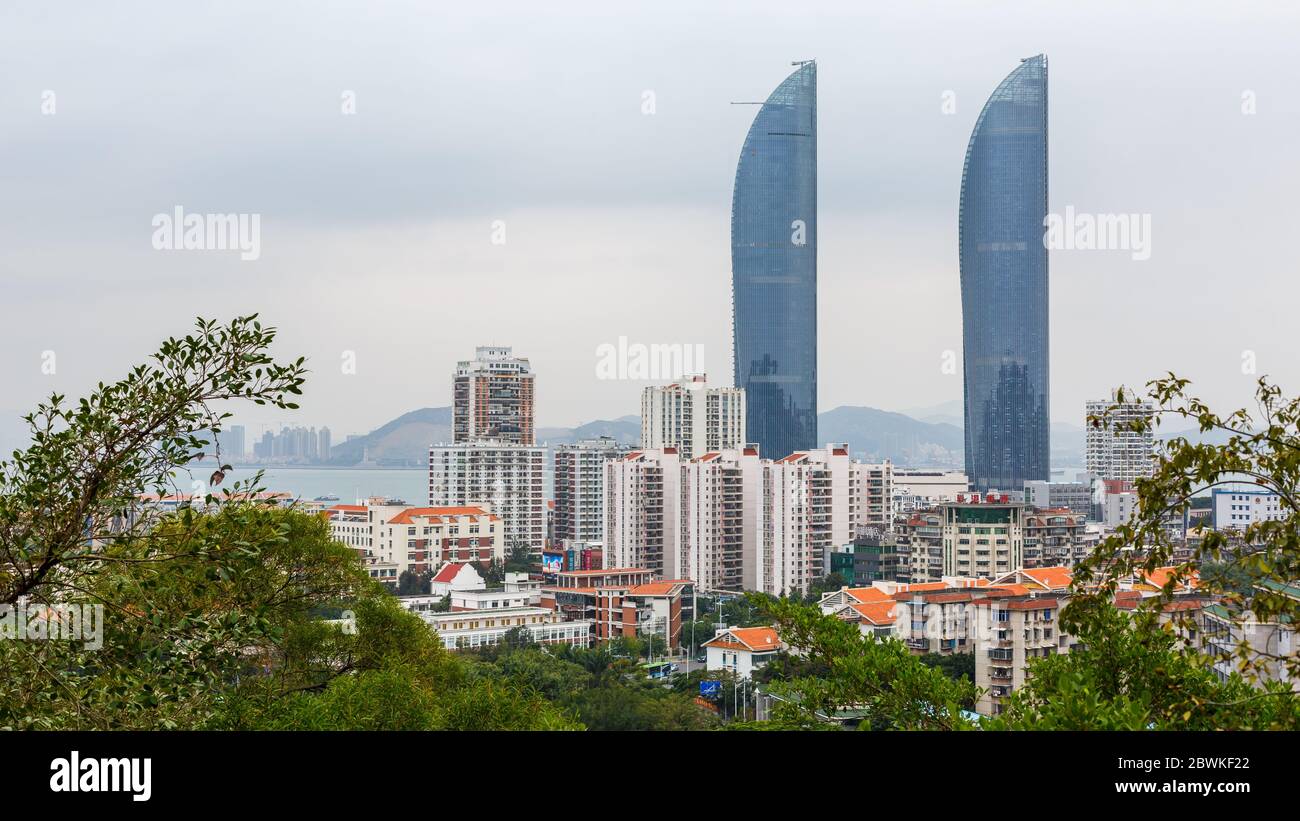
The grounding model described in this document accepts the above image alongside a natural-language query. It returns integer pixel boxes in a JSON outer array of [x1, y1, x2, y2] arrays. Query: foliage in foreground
[[753, 595, 976, 730], [985, 604, 1300, 730], [0, 317, 573, 730]]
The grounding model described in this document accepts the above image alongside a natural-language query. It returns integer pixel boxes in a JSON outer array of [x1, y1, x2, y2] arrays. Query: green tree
[[0, 314, 306, 607], [1072, 376, 1300, 691], [985, 605, 1300, 730], [750, 594, 976, 730], [0, 317, 578, 731]]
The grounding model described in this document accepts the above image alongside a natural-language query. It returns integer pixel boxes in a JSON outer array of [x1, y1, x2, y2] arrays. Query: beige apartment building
[[973, 593, 1073, 716], [942, 494, 1025, 578]]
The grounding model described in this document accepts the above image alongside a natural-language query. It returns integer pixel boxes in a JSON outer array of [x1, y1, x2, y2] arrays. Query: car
[[695, 653, 706, 664]]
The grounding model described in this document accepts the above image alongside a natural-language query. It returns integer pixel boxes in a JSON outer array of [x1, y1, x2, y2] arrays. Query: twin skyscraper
[[730, 55, 1049, 493]]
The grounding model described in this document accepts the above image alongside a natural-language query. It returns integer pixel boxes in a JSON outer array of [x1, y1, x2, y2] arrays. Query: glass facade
[[959, 55, 1049, 493], [731, 61, 817, 461]]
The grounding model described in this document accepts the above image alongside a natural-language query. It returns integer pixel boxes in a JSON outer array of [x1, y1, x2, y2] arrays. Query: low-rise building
[[825, 529, 903, 586], [325, 502, 502, 584], [703, 626, 783, 679], [1211, 488, 1286, 532], [450, 587, 540, 611], [1200, 581, 1298, 691], [1023, 479, 1095, 518], [420, 606, 593, 650], [429, 562, 485, 597], [973, 592, 1074, 716], [540, 569, 693, 650]]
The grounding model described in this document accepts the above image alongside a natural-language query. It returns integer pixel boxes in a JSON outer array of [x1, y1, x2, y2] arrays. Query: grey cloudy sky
[[2, 0, 1297, 442]]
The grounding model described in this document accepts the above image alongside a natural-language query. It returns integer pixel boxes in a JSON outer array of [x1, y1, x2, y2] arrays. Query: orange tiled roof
[[1022, 566, 1073, 590], [844, 587, 894, 604], [386, 506, 496, 525], [987, 583, 1032, 596], [1141, 566, 1199, 590], [704, 626, 781, 651], [849, 601, 900, 625]]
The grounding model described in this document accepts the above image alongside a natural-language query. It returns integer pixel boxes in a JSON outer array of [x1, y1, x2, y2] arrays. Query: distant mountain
[[328, 407, 452, 467], [329, 409, 641, 466], [895, 399, 963, 427], [537, 415, 640, 446], [327, 403, 1091, 470], [818, 406, 964, 467]]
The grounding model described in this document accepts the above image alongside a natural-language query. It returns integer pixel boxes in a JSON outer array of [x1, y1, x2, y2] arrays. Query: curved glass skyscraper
[[959, 55, 1049, 493], [731, 61, 817, 461]]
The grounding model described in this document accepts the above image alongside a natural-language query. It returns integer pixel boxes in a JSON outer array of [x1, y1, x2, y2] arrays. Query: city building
[[453, 345, 535, 445], [682, 446, 765, 592], [959, 54, 1050, 493], [973, 592, 1073, 715], [449, 583, 541, 612], [539, 569, 693, 650], [826, 530, 904, 586], [250, 425, 332, 464], [1201, 583, 1298, 691], [731, 60, 818, 461], [858, 461, 894, 530], [428, 442, 546, 553], [941, 493, 1025, 578], [640, 376, 746, 459], [420, 607, 592, 650], [429, 561, 486, 597], [553, 436, 631, 548], [891, 469, 969, 513], [703, 626, 783, 679], [763, 446, 859, 596], [325, 503, 502, 583], [896, 509, 946, 584], [548, 567, 656, 590], [216, 425, 245, 461], [605, 444, 864, 597], [1022, 508, 1093, 568], [605, 449, 684, 579], [1085, 394, 1155, 483], [1211, 488, 1285, 531], [1023, 479, 1094, 518], [1097, 479, 1138, 528], [1086, 394, 1159, 483]]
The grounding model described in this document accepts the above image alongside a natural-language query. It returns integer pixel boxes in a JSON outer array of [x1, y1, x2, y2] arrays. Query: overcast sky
[[2, 1, 1297, 443]]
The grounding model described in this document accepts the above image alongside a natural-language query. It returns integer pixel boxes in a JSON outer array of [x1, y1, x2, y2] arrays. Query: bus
[[642, 661, 675, 680]]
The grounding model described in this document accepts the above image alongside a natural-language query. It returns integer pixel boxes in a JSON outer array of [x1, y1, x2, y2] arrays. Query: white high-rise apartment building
[[764, 446, 859, 596], [604, 449, 683, 578], [429, 442, 546, 552], [553, 436, 631, 548], [1085, 394, 1155, 483], [858, 460, 893, 531], [682, 446, 766, 593], [606, 443, 863, 597], [640, 375, 745, 460]]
